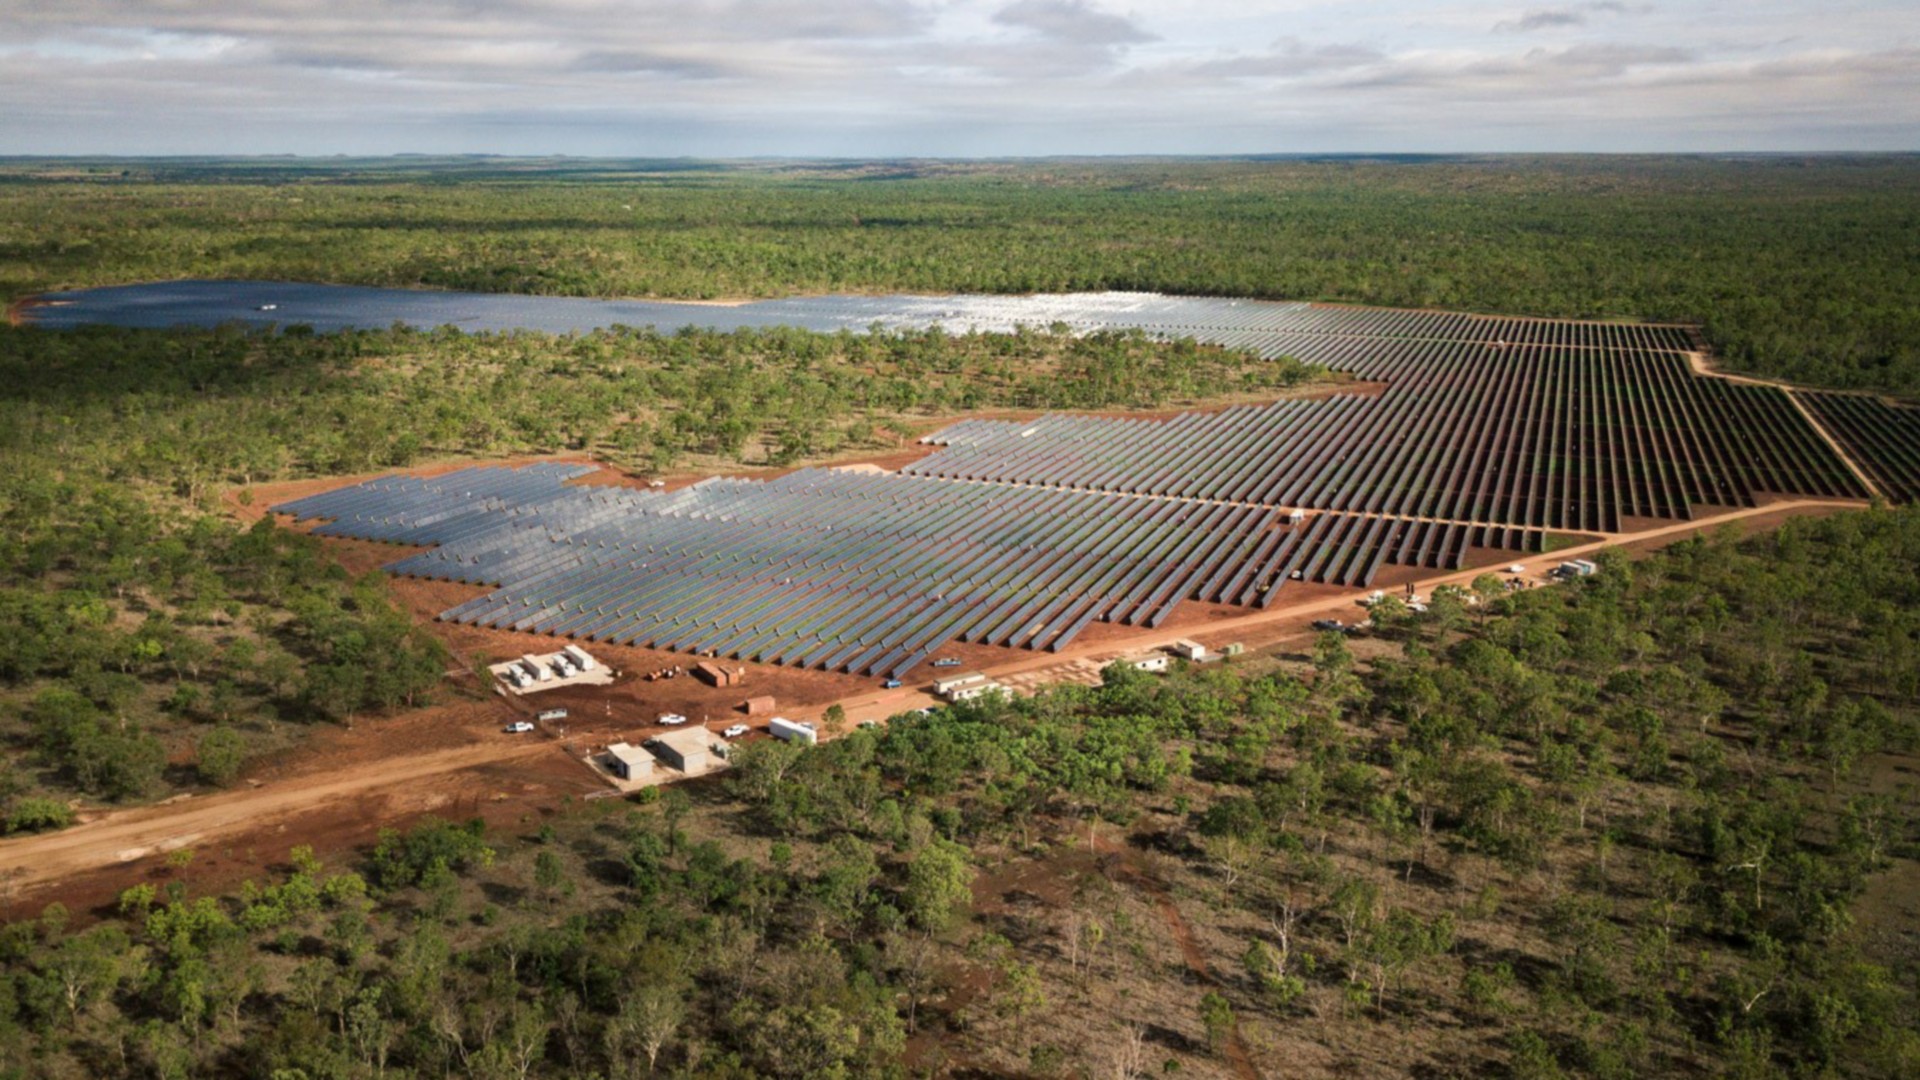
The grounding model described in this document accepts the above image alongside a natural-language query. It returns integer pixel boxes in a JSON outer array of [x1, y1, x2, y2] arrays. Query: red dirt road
[[0, 740, 582, 899]]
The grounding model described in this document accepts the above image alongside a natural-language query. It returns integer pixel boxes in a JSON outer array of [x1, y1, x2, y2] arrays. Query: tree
[[532, 848, 573, 899], [196, 726, 246, 787], [1198, 992, 1234, 1055], [903, 837, 973, 934], [613, 983, 686, 1076]]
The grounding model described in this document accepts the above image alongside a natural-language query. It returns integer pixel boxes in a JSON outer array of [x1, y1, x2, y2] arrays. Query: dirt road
[[0, 740, 559, 894]]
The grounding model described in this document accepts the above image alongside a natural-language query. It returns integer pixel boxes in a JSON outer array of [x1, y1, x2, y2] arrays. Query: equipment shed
[[604, 742, 653, 781], [653, 727, 722, 775]]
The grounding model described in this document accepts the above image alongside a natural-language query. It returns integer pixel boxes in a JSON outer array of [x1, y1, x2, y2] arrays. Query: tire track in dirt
[[1094, 832, 1264, 1080]]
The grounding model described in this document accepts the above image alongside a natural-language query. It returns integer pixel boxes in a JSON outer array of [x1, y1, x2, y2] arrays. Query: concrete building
[[652, 727, 722, 775], [604, 742, 653, 781]]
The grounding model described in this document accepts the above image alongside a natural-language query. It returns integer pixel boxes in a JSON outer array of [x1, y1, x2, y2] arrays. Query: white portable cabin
[[769, 717, 818, 745], [943, 680, 1004, 702], [563, 644, 596, 671], [932, 671, 988, 697], [1169, 639, 1207, 661], [522, 655, 552, 682], [1127, 654, 1170, 674]]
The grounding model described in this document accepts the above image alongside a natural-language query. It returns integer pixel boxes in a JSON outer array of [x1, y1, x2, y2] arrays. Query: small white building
[[933, 671, 988, 696], [1168, 639, 1207, 662], [652, 728, 722, 775], [1126, 653, 1170, 674], [605, 742, 653, 781], [944, 680, 1005, 702]]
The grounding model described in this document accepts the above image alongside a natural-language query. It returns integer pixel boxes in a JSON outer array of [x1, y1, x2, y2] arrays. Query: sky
[[1, 1, 1916, 156]]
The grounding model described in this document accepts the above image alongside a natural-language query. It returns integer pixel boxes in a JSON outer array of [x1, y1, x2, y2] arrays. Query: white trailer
[[563, 644, 596, 671], [769, 717, 818, 745], [522, 655, 552, 682]]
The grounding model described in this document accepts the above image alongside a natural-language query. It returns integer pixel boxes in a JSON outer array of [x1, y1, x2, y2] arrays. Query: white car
[[722, 723, 750, 738], [658, 713, 688, 726], [504, 721, 535, 734]]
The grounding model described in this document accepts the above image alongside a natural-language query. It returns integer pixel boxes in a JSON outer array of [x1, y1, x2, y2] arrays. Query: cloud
[[0, 1, 1912, 154], [1177, 38, 1385, 79], [1496, 2, 1650, 32], [991, 0, 1156, 46], [571, 50, 736, 80], [1498, 10, 1586, 32]]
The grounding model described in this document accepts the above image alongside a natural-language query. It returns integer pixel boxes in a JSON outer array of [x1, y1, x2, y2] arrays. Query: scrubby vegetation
[[5, 156, 1919, 393], [0, 320, 1312, 818], [2, 511, 1917, 1077]]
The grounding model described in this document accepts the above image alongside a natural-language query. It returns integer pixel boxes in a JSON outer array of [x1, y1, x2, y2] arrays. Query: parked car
[[1311, 618, 1346, 632], [882, 678, 903, 689], [504, 721, 535, 734], [858, 720, 880, 730], [722, 723, 750, 738], [658, 713, 688, 726]]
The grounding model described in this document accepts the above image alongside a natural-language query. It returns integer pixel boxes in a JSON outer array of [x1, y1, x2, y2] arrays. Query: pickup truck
[[504, 721, 535, 734], [882, 678, 903, 689]]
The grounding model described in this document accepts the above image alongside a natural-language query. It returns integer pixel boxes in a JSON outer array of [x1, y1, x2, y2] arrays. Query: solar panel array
[[273, 465, 1540, 676], [266, 294, 1910, 680], [1799, 392, 1920, 505], [912, 345, 1866, 532]]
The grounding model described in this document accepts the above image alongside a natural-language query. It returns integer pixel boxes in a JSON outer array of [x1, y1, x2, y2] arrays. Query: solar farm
[[272, 294, 1919, 683]]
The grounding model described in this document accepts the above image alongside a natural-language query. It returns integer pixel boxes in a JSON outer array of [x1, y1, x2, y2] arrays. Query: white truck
[[769, 717, 818, 745]]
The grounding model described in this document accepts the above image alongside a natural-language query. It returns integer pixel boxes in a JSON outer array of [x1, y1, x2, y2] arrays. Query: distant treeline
[[4, 156, 1918, 393]]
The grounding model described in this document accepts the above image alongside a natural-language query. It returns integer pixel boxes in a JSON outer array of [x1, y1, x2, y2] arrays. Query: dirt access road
[[0, 497, 1866, 903], [0, 740, 566, 897]]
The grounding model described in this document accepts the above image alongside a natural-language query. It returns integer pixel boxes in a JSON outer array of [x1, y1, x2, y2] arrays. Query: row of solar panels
[[282, 467, 1309, 678], [912, 345, 1865, 532]]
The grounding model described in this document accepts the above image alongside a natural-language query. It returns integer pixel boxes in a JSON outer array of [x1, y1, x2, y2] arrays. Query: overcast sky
[[2, 1, 1915, 155]]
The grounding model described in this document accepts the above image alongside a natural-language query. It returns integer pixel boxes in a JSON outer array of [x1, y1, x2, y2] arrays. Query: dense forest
[[1, 510, 1916, 1077], [4, 156, 1918, 393], [0, 320, 1315, 819]]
